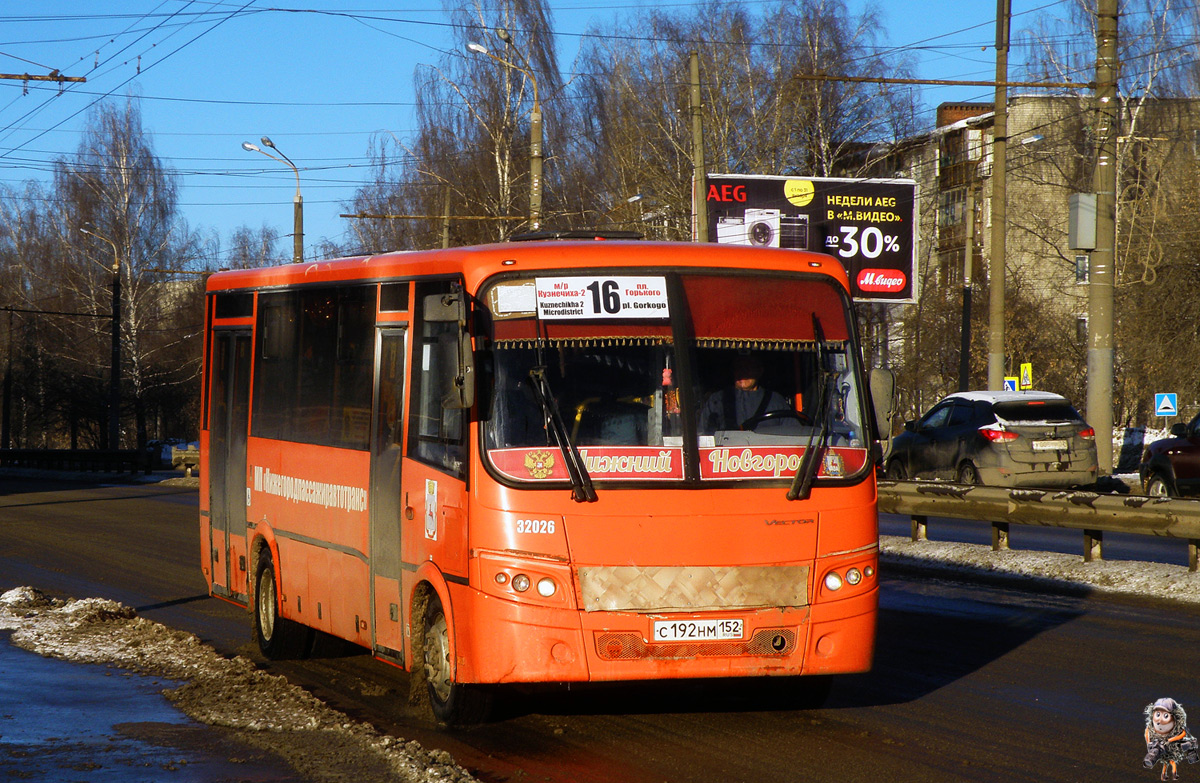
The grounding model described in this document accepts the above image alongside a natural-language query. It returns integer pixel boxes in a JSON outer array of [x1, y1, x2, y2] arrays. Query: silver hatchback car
[[885, 391, 1098, 487]]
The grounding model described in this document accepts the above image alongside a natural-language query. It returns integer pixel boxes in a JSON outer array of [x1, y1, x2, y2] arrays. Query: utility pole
[[441, 187, 451, 249], [81, 226, 121, 450], [690, 51, 708, 243], [242, 138, 304, 262], [987, 0, 1011, 390], [467, 33, 542, 230], [2, 309, 11, 449], [1089, 0, 1119, 474]]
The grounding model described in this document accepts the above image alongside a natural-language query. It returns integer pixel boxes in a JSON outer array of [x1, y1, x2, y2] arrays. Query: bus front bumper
[[450, 582, 878, 685]]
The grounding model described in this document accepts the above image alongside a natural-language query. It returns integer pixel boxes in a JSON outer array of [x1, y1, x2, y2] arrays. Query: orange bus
[[200, 237, 893, 724]]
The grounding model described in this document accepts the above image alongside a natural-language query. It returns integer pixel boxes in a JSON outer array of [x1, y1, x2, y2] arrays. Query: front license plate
[[653, 619, 743, 642], [1032, 439, 1068, 452]]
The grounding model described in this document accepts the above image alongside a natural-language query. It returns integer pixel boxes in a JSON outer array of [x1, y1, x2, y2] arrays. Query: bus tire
[[422, 591, 492, 726], [254, 551, 311, 660]]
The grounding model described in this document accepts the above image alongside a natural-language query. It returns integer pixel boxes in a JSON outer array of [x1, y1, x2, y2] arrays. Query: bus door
[[208, 330, 251, 600], [369, 328, 407, 662]]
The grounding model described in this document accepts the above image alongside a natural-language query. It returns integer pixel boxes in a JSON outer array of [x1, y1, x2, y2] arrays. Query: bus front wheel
[[422, 592, 492, 726], [254, 551, 311, 660]]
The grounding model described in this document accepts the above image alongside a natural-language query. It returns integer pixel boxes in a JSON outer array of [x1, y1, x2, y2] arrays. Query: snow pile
[[0, 587, 477, 783], [881, 534, 1200, 603]]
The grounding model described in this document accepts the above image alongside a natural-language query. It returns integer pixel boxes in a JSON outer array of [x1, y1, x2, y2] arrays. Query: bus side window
[[408, 281, 467, 478]]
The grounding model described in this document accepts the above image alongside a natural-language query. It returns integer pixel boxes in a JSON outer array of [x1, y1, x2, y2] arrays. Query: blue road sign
[[1155, 393, 1178, 417]]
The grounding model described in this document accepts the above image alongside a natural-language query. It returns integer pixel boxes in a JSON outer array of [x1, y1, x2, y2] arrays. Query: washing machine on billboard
[[716, 209, 809, 249]]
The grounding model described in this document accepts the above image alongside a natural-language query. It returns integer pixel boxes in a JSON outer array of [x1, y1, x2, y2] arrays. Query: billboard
[[706, 174, 917, 303]]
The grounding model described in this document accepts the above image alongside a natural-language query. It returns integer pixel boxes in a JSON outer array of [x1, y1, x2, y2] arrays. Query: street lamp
[[80, 225, 121, 450], [467, 31, 543, 230], [242, 137, 304, 262]]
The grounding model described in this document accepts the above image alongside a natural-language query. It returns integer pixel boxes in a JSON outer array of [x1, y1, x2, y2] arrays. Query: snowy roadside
[[0, 587, 478, 783], [881, 533, 1200, 603]]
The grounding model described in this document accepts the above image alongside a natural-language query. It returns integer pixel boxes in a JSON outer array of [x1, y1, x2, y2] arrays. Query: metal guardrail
[[0, 448, 151, 475], [878, 480, 1200, 572], [171, 447, 200, 477]]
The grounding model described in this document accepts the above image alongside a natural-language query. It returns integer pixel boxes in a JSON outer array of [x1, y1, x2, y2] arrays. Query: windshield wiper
[[528, 366, 597, 503], [788, 315, 832, 502]]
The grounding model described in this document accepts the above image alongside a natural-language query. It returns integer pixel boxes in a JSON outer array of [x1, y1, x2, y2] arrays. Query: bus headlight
[[845, 568, 862, 586], [536, 577, 557, 597], [824, 572, 843, 591], [512, 574, 531, 592]]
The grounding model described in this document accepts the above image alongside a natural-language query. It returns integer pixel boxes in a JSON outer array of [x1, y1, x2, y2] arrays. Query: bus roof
[[204, 240, 850, 295]]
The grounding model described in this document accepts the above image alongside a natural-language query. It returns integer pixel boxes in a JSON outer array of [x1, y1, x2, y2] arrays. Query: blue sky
[[0, 2, 1064, 265]]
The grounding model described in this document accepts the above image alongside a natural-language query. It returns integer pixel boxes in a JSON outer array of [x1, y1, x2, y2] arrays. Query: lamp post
[[80, 225, 121, 450], [467, 32, 542, 230], [242, 137, 304, 262]]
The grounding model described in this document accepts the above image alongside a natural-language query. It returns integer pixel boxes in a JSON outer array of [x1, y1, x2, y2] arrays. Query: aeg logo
[[706, 184, 746, 202]]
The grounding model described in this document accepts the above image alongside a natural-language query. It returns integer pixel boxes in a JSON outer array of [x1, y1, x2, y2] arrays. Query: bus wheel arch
[[252, 540, 311, 660], [410, 578, 491, 726], [248, 536, 271, 615]]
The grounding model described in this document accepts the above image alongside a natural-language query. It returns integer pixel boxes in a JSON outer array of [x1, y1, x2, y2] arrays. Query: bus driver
[[700, 354, 791, 434]]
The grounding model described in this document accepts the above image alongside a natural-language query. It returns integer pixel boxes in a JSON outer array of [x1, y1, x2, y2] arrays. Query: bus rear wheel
[[422, 592, 492, 726], [254, 551, 311, 660]]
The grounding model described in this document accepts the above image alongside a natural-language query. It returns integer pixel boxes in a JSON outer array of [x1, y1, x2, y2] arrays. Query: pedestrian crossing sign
[[1003, 377, 1018, 392], [1155, 393, 1178, 417]]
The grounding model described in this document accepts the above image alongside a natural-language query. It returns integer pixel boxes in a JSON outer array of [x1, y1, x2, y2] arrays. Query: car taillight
[[1078, 427, 1095, 439], [979, 427, 1019, 442]]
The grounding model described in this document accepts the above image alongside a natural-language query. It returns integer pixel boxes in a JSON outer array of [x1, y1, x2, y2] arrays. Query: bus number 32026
[[516, 519, 556, 534]]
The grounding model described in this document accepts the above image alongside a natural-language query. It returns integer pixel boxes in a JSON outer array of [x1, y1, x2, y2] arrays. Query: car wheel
[[957, 462, 981, 485], [422, 591, 492, 726], [1146, 474, 1172, 498], [886, 459, 907, 480]]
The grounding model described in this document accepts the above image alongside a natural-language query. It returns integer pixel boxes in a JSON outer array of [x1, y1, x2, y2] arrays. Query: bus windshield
[[482, 270, 871, 486]]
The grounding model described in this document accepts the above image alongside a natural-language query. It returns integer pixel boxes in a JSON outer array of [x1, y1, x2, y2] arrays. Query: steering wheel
[[742, 409, 811, 429]]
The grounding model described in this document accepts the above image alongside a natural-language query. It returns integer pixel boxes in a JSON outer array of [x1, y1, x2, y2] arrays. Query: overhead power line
[[790, 73, 1091, 90], [341, 212, 524, 221]]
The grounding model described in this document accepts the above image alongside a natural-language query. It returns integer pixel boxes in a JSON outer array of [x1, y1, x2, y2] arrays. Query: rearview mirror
[[425, 289, 475, 410], [869, 368, 896, 438], [423, 291, 466, 323]]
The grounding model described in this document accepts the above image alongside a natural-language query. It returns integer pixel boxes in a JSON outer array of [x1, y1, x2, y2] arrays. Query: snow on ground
[[0, 587, 478, 783], [881, 535, 1200, 603]]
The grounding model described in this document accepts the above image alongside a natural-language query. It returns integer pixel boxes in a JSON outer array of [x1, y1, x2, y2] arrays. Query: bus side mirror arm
[[442, 331, 475, 410]]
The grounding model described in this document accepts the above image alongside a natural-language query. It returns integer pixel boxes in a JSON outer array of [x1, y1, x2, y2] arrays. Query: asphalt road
[[0, 475, 1193, 782]]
